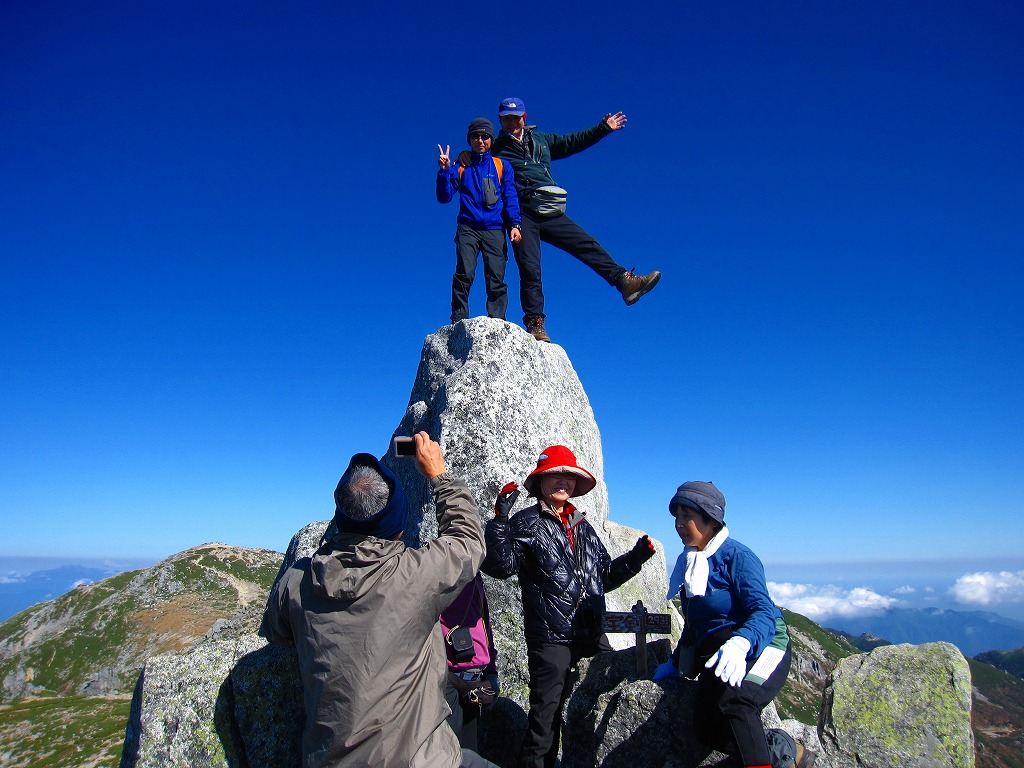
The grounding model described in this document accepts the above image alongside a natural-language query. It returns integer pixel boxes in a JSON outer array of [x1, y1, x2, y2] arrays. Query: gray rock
[[381, 318, 674, 708], [820, 642, 974, 768], [229, 643, 304, 767], [385, 318, 613, 542], [558, 641, 810, 768], [120, 635, 266, 768]]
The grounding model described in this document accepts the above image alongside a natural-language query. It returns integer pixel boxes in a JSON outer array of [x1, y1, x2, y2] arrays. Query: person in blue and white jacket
[[437, 117, 521, 325], [654, 481, 817, 768]]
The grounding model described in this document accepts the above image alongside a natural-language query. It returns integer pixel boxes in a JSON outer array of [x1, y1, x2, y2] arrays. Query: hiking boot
[[798, 745, 817, 767], [790, 744, 817, 768], [525, 316, 551, 343], [617, 268, 661, 305]]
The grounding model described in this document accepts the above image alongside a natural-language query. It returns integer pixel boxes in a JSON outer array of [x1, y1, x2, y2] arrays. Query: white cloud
[[891, 585, 916, 595], [0, 576, 24, 584], [948, 570, 1024, 606], [768, 581, 899, 622]]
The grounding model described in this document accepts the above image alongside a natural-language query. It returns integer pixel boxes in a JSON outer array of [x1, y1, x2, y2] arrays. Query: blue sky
[[2, 2, 1022, 618]]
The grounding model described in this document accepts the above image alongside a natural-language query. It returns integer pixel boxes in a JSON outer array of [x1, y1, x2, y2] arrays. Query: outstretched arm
[[547, 111, 626, 160], [605, 535, 655, 591]]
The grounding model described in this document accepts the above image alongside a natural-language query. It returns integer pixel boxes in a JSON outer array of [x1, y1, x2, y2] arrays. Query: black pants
[[694, 642, 795, 767], [512, 211, 625, 323], [445, 677, 481, 752], [452, 224, 508, 323], [519, 638, 608, 768]]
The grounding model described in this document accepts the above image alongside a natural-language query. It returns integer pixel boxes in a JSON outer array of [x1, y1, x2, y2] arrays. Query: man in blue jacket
[[490, 97, 661, 343], [437, 117, 522, 325]]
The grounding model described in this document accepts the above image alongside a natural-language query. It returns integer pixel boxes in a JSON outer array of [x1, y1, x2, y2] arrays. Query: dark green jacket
[[491, 120, 612, 206]]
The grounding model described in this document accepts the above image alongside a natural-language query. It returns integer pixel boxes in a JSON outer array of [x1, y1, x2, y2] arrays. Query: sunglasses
[[470, 133, 492, 141]]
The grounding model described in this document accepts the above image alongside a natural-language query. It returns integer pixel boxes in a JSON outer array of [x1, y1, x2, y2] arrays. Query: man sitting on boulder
[[260, 433, 495, 768]]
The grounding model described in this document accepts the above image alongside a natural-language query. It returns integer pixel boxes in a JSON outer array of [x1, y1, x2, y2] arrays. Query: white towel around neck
[[667, 526, 730, 599]]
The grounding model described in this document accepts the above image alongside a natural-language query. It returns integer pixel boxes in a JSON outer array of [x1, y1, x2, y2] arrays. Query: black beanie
[[467, 118, 494, 140]]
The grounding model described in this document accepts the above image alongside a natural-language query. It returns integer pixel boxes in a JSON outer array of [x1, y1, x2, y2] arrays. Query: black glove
[[494, 483, 520, 518], [626, 535, 656, 569]]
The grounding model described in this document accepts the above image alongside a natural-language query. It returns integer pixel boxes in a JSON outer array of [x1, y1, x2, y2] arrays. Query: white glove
[[705, 636, 751, 687], [652, 660, 678, 682]]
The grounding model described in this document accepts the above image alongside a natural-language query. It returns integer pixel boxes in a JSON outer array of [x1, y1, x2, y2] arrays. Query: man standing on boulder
[[260, 433, 495, 768], [489, 96, 661, 342]]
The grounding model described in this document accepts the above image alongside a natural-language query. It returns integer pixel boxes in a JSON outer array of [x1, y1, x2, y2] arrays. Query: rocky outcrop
[[115, 320, 978, 767], [381, 318, 675, 707], [820, 642, 974, 767]]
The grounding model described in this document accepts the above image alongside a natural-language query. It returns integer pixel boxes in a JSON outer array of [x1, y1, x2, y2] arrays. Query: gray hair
[[336, 464, 390, 520]]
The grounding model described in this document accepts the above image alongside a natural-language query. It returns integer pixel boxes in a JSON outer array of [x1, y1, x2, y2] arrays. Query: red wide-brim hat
[[523, 445, 597, 498]]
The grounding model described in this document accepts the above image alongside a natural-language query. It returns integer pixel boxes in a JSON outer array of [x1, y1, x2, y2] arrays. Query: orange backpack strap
[[458, 158, 504, 184]]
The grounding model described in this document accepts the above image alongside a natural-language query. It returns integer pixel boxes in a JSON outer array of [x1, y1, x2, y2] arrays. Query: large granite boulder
[[381, 318, 674, 708], [820, 641, 974, 768]]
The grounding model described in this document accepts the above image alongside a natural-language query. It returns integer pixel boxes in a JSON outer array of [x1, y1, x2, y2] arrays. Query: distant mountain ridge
[[0, 543, 281, 703], [975, 647, 1024, 680], [824, 605, 1024, 656]]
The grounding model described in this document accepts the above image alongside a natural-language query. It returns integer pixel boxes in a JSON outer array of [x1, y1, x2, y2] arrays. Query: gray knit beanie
[[669, 481, 726, 524]]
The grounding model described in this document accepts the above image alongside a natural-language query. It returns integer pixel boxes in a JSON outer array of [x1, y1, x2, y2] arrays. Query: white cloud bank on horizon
[[768, 582, 900, 622], [948, 570, 1024, 607]]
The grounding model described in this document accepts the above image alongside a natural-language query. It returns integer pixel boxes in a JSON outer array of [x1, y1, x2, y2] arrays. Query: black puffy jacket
[[482, 501, 643, 645]]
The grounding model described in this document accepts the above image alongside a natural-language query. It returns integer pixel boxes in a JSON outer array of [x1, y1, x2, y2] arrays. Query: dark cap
[[467, 117, 494, 139], [669, 481, 726, 524], [498, 97, 526, 116], [333, 453, 408, 540]]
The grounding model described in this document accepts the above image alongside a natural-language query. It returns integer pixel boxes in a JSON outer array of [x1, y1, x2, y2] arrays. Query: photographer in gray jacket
[[261, 432, 495, 768]]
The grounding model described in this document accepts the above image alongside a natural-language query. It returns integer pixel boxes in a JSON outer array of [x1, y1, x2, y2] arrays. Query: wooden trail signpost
[[601, 599, 672, 675]]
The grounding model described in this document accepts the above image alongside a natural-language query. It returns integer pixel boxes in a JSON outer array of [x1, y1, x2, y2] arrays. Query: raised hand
[[438, 143, 451, 170], [603, 112, 627, 131], [494, 482, 520, 517]]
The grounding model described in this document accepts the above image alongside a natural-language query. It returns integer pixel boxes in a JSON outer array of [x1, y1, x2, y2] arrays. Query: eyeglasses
[[470, 133, 492, 141]]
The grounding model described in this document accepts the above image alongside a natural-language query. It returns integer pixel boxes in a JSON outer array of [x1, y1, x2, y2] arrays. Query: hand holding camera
[[392, 433, 447, 479]]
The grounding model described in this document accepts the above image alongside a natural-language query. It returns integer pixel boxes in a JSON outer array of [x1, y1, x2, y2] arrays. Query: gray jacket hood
[[310, 534, 405, 601]]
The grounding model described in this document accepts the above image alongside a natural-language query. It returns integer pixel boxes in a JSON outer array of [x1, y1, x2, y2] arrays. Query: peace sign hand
[[438, 144, 451, 170]]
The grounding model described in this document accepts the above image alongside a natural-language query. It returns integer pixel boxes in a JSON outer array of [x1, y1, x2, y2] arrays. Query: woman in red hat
[[482, 445, 656, 768]]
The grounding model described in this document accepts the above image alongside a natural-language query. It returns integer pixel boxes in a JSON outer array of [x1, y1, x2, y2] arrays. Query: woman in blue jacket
[[655, 481, 816, 768]]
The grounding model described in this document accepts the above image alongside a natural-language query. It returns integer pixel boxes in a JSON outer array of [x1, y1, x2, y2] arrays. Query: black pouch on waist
[[447, 626, 475, 663]]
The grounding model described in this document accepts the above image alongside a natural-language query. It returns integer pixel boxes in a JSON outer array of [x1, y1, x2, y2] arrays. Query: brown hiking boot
[[617, 268, 661, 305], [525, 316, 551, 342], [792, 744, 817, 768]]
